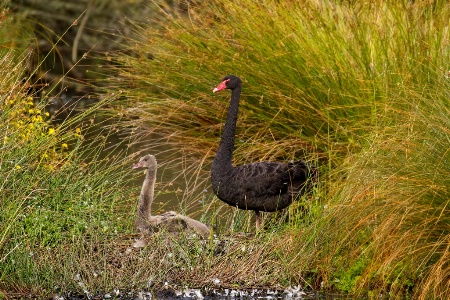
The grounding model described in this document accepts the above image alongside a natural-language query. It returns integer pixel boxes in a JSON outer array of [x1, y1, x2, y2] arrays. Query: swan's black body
[[210, 75, 316, 226]]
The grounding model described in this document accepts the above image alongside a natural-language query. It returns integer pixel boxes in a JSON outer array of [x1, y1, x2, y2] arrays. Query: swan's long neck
[[137, 168, 156, 221], [212, 86, 241, 172]]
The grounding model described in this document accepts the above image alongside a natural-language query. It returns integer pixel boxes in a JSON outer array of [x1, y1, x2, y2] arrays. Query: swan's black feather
[[212, 160, 314, 212]]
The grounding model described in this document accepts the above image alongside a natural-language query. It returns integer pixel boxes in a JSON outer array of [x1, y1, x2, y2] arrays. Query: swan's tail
[[288, 160, 318, 196]]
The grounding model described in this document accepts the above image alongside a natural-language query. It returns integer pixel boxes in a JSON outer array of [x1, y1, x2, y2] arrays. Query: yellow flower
[[32, 115, 43, 123], [48, 128, 55, 135], [74, 127, 82, 138], [45, 112, 50, 117], [15, 165, 21, 170], [41, 153, 49, 159], [62, 143, 69, 149], [28, 108, 34, 114]]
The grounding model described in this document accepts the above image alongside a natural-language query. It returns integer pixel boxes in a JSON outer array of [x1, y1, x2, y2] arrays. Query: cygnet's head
[[132, 154, 157, 172]]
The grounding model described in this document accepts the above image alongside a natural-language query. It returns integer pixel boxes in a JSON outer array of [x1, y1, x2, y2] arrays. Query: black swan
[[132, 154, 211, 238], [211, 75, 317, 229]]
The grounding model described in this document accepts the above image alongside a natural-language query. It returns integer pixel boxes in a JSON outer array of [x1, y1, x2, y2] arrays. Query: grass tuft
[[109, 0, 450, 297]]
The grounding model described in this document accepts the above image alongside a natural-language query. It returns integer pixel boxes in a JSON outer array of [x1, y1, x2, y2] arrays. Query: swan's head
[[213, 75, 242, 92], [132, 154, 157, 171]]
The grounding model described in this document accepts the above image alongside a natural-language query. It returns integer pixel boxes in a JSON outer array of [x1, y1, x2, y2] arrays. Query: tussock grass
[[312, 82, 450, 298], [2, 0, 450, 297], [109, 0, 450, 297], [114, 0, 448, 160], [110, 0, 450, 229]]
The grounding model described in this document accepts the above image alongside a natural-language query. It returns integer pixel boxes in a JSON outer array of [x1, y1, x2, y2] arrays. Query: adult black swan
[[211, 75, 317, 230]]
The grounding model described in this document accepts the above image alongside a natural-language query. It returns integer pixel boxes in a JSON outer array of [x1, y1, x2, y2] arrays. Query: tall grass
[[110, 0, 450, 225], [0, 25, 139, 297], [110, 0, 450, 297], [309, 80, 450, 298], [114, 0, 448, 159]]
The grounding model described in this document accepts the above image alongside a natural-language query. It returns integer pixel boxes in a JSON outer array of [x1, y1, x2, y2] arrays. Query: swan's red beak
[[213, 79, 229, 93]]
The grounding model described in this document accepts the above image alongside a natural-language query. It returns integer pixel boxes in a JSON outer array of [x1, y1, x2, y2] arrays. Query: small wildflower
[[4, 136, 8, 142], [28, 108, 34, 114], [32, 115, 43, 122], [48, 128, 55, 135], [45, 112, 50, 117], [61, 143, 69, 149], [15, 165, 21, 170], [74, 127, 82, 138]]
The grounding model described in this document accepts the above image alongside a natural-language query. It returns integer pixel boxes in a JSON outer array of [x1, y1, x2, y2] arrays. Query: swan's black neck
[[212, 85, 242, 173]]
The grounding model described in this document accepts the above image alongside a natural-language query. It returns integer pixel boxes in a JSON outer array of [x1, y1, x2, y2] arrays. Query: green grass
[[2, 0, 450, 298], [108, 0, 450, 298], [0, 3, 311, 297], [312, 84, 450, 298], [112, 0, 448, 159], [0, 13, 138, 295]]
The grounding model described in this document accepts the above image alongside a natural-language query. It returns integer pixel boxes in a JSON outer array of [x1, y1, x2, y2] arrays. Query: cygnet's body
[[132, 154, 210, 237]]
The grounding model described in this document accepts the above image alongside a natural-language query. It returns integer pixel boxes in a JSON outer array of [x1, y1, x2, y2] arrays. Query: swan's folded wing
[[231, 162, 292, 198]]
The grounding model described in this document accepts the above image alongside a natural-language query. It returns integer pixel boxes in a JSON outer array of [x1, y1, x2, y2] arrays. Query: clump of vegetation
[[313, 82, 450, 299], [1, 0, 450, 298], [0, 7, 138, 295], [109, 0, 450, 298]]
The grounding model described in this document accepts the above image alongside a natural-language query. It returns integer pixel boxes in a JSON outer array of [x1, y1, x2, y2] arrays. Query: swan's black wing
[[214, 160, 311, 212], [232, 161, 292, 196]]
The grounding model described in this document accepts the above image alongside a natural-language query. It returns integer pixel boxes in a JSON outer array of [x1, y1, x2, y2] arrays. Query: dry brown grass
[[18, 228, 313, 297]]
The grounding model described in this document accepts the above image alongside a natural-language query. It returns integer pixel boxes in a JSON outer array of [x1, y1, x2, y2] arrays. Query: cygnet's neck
[[137, 168, 156, 221]]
